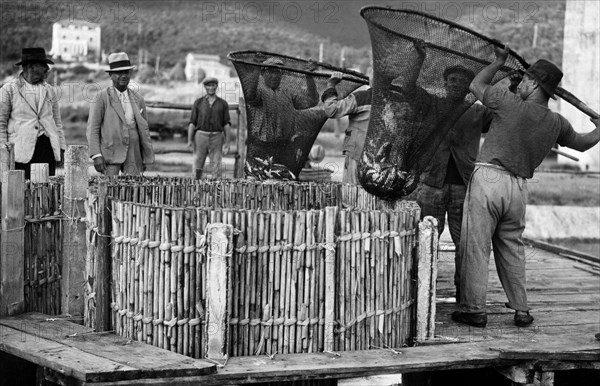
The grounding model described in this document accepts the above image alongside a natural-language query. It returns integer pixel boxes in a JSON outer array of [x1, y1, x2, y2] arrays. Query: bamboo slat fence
[[23, 178, 63, 314], [85, 177, 424, 360]]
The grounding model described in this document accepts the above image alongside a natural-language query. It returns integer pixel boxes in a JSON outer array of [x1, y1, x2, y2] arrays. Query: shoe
[[514, 311, 534, 327], [451, 311, 487, 328], [455, 286, 461, 303]]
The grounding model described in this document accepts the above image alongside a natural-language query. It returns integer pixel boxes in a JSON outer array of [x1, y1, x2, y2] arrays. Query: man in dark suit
[[87, 52, 154, 176]]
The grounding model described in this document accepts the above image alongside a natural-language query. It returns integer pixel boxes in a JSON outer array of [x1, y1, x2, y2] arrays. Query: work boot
[[451, 311, 487, 328], [194, 169, 203, 180], [514, 311, 534, 327]]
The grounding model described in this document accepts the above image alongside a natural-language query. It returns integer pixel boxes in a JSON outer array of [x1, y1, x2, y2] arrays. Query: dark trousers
[[14, 135, 56, 180]]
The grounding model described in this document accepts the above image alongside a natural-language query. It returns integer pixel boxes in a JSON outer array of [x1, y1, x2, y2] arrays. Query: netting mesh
[[228, 51, 368, 180], [360, 7, 528, 200]]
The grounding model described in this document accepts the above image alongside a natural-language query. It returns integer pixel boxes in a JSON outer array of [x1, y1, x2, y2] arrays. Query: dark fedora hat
[[443, 65, 475, 81], [15, 47, 54, 66], [525, 59, 562, 99]]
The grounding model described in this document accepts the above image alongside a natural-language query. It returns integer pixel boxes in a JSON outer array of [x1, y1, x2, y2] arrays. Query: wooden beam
[[234, 97, 247, 179], [204, 223, 232, 360], [146, 101, 239, 111], [0, 142, 15, 177], [416, 216, 438, 341], [89, 341, 515, 386], [0, 170, 25, 316], [62, 145, 89, 319], [30, 163, 49, 183], [324, 207, 337, 351], [96, 181, 112, 331]]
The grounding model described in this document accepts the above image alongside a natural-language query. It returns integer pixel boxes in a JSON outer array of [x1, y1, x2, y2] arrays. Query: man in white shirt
[[87, 52, 154, 176], [0, 47, 66, 179]]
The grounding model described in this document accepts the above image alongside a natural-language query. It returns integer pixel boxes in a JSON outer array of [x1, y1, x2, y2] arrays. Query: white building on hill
[[50, 20, 101, 62], [185, 53, 232, 82]]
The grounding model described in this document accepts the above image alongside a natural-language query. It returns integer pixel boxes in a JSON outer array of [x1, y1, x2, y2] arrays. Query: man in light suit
[[0, 47, 66, 179], [87, 52, 154, 176]]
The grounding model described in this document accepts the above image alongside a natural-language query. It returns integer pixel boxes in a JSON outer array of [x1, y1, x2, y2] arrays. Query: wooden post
[[30, 163, 49, 183], [62, 145, 89, 320], [416, 216, 438, 341], [0, 143, 15, 177], [324, 206, 336, 351], [234, 97, 247, 179], [204, 223, 232, 360], [95, 181, 112, 331], [1, 170, 25, 316]]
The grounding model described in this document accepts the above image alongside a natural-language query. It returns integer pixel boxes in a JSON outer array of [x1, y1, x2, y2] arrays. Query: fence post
[[416, 216, 438, 341], [204, 223, 232, 360], [30, 163, 49, 183], [0, 169, 25, 316], [0, 143, 15, 177], [95, 181, 112, 331], [324, 206, 337, 351], [234, 97, 247, 179], [62, 145, 89, 320]]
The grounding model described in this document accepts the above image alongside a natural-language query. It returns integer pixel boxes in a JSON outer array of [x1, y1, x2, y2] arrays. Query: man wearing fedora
[[187, 76, 231, 179], [0, 47, 66, 179], [452, 45, 600, 329], [87, 52, 154, 176]]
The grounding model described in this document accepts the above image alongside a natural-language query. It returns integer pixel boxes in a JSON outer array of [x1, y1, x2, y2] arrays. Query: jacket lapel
[[38, 85, 48, 113], [108, 87, 126, 124], [17, 77, 39, 114]]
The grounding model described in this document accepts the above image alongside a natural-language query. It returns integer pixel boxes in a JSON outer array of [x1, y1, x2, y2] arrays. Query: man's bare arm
[[470, 45, 510, 102]]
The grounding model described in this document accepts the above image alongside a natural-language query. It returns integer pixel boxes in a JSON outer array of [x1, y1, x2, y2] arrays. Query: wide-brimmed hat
[[106, 52, 136, 72], [525, 59, 562, 99], [15, 47, 54, 66], [443, 65, 475, 81], [203, 77, 218, 85]]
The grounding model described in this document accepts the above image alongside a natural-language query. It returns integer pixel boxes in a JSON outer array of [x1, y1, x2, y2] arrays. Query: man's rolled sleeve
[[323, 91, 358, 119]]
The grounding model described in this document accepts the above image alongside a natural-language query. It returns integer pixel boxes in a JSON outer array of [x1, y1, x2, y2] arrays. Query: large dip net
[[228, 51, 368, 180], [360, 7, 528, 200]]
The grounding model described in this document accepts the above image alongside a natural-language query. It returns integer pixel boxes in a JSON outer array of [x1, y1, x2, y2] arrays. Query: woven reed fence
[[89, 176, 411, 211], [85, 177, 423, 359], [0, 169, 64, 315], [23, 178, 63, 314]]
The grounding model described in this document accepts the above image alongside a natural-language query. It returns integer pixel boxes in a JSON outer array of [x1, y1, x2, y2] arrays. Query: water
[[547, 239, 600, 258]]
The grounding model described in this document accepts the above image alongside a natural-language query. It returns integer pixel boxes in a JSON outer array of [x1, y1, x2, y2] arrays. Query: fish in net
[[228, 51, 369, 180], [360, 7, 528, 200]]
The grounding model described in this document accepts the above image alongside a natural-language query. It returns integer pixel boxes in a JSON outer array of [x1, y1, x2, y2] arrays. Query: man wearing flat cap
[[187, 77, 231, 179], [0, 47, 66, 179], [452, 46, 600, 329], [87, 52, 154, 176], [244, 56, 319, 174]]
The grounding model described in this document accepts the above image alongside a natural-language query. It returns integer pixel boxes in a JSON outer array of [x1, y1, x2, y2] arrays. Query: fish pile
[[358, 141, 419, 200], [244, 156, 297, 181]]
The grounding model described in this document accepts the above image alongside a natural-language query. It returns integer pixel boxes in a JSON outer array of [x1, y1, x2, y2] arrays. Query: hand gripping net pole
[[359, 7, 528, 200], [228, 50, 368, 180]]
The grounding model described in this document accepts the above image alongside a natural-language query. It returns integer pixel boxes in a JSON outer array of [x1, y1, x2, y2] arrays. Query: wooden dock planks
[[0, 312, 216, 384], [435, 244, 600, 341]]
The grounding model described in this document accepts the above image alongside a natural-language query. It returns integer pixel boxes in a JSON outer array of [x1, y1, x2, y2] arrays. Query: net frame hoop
[[359, 6, 530, 69], [227, 50, 370, 84]]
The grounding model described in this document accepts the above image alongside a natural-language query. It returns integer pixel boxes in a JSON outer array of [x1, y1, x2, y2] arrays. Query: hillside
[[1, 0, 566, 74]]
